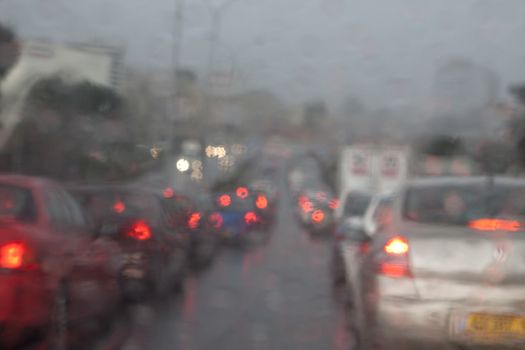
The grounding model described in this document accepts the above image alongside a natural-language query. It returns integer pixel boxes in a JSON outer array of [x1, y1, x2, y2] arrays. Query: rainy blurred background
[[2, 1, 525, 349]]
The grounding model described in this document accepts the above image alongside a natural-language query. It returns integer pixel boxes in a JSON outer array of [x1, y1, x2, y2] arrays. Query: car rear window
[[73, 190, 161, 224], [343, 193, 371, 217], [215, 194, 255, 211], [404, 184, 525, 226], [0, 184, 36, 223]]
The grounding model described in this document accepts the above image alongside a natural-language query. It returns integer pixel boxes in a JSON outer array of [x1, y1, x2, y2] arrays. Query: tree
[[0, 23, 19, 82], [421, 135, 466, 157], [8, 76, 151, 181]]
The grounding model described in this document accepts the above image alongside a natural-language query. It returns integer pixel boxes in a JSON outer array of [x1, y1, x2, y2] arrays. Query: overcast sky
[[2, 0, 525, 108]]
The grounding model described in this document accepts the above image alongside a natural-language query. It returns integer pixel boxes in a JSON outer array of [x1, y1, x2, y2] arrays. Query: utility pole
[[173, 0, 185, 101], [166, 0, 185, 184], [203, 0, 241, 122]]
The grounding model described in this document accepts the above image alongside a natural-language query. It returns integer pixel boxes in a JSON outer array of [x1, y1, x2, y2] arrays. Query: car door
[[45, 187, 119, 320]]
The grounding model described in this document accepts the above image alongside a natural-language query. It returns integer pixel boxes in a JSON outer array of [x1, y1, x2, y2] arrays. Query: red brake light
[[209, 212, 223, 229], [300, 200, 313, 213], [0, 243, 24, 269], [244, 211, 257, 225], [384, 236, 409, 255], [380, 263, 410, 277], [163, 187, 174, 198], [236, 187, 249, 199], [379, 236, 411, 278], [311, 209, 325, 223], [298, 195, 307, 205], [188, 212, 201, 230], [469, 219, 521, 232], [256, 195, 268, 209], [329, 198, 340, 210], [127, 220, 152, 241], [113, 200, 125, 214], [218, 194, 231, 207], [0, 243, 29, 269]]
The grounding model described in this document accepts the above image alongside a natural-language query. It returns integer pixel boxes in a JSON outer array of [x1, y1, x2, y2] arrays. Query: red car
[[0, 175, 122, 349]]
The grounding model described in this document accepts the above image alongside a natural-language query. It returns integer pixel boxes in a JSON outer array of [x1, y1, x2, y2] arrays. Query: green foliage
[[27, 78, 122, 117], [8, 76, 155, 182], [421, 135, 466, 157], [0, 23, 19, 81]]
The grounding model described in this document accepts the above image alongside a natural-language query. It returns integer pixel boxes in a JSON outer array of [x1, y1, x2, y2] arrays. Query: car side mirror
[[337, 217, 370, 243]]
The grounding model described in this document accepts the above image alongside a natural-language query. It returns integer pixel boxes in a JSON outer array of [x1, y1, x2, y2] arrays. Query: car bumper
[[0, 271, 51, 345], [371, 296, 525, 348]]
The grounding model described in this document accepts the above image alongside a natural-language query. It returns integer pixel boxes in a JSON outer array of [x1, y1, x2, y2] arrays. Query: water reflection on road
[[111, 184, 351, 350]]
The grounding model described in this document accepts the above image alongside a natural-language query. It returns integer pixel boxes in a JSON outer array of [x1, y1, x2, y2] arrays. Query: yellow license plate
[[466, 313, 525, 341]]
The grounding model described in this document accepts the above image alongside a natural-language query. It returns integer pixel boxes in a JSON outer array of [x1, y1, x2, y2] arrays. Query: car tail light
[[384, 236, 409, 255], [127, 220, 152, 241], [188, 212, 201, 230], [311, 209, 325, 223], [0, 242, 36, 270], [298, 195, 307, 206], [469, 218, 521, 232], [163, 187, 175, 198], [378, 236, 411, 278], [328, 198, 339, 210], [218, 194, 231, 207], [244, 211, 258, 225], [209, 212, 223, 229], [300, 200, 313, 213], [113, 200, 125, 214], [236, 187, 249, 199], [255, 195, 268, 209]]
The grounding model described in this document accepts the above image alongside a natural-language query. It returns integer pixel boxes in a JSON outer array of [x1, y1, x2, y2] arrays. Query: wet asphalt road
[[101, 177, 352, 350]]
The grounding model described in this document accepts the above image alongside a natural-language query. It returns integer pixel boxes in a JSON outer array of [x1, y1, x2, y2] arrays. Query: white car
[[332, 193, 392, 286], [348, 177, 525, 349]]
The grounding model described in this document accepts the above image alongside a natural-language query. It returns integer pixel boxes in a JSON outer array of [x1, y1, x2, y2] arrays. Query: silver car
[[348, 177, 525, 349]]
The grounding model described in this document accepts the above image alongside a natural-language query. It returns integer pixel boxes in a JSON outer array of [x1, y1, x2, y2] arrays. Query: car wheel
[[48, 284, 69, 350]]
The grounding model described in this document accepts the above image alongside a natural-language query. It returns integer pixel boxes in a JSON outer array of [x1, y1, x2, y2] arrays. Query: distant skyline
[[2, 0, 525, 109]]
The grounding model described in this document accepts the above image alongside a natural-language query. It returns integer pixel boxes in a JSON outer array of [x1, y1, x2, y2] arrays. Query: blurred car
[[69, 185, 189, 301], [295, 189, 338, 235], [212, 186, 265, 243], [337, 190, 372, 225], [350, 177, 525, 350], [331, 192, 372, 286], [0, 175, 122, 349], [162, 190, 219, 267], [251, 187, 278, 231]]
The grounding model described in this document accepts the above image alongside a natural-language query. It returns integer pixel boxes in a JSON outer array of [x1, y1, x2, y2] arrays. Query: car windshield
[[404, 183, 525, 226], [5, 1, 525, 349], [215, 194, 255, 211], [0, 184, 35, 223]]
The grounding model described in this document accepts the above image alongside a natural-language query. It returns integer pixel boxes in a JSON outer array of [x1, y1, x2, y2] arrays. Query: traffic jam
[[0, 166, 280, 349], [3, 1, 525, 350]]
